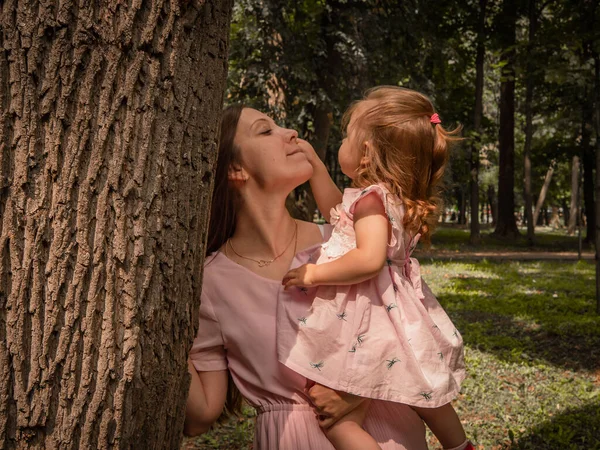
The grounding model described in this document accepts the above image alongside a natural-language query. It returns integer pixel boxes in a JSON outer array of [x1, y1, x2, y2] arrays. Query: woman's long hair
[[206, 104, 245, 255], [205, 104, 245, 419]]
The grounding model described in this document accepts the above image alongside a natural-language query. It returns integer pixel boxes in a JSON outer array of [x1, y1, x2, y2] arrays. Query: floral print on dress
[[277, 183, 466, 408]]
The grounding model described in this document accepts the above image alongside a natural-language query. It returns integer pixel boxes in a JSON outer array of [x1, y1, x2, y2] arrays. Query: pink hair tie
[[430, 113, 441, 124]]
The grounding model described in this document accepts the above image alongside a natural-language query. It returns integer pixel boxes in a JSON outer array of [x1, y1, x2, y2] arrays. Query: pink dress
[[190, 229, 429, 450], [278, 184, 466, 408]]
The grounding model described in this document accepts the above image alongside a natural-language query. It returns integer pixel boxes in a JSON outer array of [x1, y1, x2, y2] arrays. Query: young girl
[[279, 86, 473, 450]]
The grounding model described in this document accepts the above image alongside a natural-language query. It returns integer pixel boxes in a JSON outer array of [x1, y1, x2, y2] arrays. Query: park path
[[414, 250, 595, 261]]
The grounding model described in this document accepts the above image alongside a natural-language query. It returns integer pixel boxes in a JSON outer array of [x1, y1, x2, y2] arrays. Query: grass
[[183, 258, 599, 450], [422, 260, 599, 449], [421, 224, 594, 253]]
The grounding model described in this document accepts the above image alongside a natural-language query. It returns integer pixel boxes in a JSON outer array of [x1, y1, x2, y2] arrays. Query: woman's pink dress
[[278, 184, 465, 408], [190, 227, 428, 450]]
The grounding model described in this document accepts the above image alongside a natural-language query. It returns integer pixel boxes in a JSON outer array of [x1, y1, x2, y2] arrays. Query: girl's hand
[[297, 138, 320, 168], [305, 383, 366, 429], [282, 264, 318, 290]]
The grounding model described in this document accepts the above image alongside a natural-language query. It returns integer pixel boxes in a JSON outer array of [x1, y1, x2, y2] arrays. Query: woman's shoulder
[[202, 252, 237, 291]]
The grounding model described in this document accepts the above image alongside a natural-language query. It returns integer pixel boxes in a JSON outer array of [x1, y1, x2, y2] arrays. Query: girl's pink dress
[[190, 227, 428, 450], [277, 184, 466, 408]]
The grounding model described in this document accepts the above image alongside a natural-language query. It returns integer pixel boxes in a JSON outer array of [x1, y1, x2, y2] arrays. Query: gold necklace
[[228, 220, 298, 267]]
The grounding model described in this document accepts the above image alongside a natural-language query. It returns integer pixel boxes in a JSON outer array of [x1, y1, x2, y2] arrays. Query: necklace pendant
[[258, 260, 271, 267]]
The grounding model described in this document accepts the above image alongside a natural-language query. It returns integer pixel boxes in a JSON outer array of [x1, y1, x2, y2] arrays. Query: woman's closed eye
[[260, 128, 272, 135]]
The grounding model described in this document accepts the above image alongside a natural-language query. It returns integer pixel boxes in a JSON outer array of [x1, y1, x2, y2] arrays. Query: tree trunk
[[581, 0, 596, 244], [583, 115, 595, 242], [561, 198, 570, 227], [522, 0, 537, 245], [313, 106, 333, 162], [493, 0, 520, 239], [568, 155, 581, 234], [550, 205, 561, 229], [469, 0, 487, 245], [533, 161, 556, 226], [594, 51, 600, 313], [487, 185, 497, 225], [0, 1, 233, 448], [298, 105, 333, 220], [458, 188, 467, 225], [286, 5, 339, 222]]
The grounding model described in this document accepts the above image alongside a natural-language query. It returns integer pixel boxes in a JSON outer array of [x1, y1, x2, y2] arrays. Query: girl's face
[[233, 108, 313, 190], [338, 106, 367, 179]]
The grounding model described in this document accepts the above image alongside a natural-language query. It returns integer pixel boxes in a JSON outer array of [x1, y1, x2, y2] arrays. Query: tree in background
[[521, 0, 538, 244], [226, 0, 598, 245], [469, 0, 488, 244], [0, 0, 232, 447], [493, 0, 520, 238]]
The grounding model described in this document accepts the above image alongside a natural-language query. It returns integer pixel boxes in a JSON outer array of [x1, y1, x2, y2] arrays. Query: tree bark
[[594, 51, 600, 314], [487, 185, 497, 225], [0, 1, 232, 448], [285, 5, 338, 222], [533, 161, 555, 226], [568, 155, 581, 234], [469, 0, 487, 245], [522, 0, 537, 245], [581, 0, 596, 243], [493, 0, 520, 239], [583, 112, 595, 242], [561, 197, 570, 227]]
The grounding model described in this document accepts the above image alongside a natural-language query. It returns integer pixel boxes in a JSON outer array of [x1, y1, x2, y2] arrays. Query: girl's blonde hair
[[343, 86, 462, 244]]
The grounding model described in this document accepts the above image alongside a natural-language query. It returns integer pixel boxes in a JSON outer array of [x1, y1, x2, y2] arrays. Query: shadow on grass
[[428, 225, 594, 253], [509, 401, 600, 449], [423, 260, 600, 372], [449, 306, 600, 372]]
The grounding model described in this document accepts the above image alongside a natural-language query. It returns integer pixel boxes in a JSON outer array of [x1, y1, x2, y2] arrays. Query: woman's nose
[[286, 128, 299, 142]]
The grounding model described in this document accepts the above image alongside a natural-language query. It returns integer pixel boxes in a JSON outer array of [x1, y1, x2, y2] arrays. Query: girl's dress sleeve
[[189, 291, 228, 372], [344, 184, 403, 248]]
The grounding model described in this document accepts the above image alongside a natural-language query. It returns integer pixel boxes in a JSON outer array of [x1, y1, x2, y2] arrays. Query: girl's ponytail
[[345, 86, 462, 245]]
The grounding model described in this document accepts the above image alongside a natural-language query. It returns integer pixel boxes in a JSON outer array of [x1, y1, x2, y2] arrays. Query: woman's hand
[[282, 263, 319, 290], [305, 383, 366, 429]]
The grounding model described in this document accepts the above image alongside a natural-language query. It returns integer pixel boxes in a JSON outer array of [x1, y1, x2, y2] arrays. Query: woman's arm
[[184, 360, 228, 436], [298, 139, 342, 222], [283, 193, 389, 288]]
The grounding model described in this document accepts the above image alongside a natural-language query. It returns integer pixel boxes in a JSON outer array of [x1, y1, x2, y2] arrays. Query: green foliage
[[225, 0, 599, 230]]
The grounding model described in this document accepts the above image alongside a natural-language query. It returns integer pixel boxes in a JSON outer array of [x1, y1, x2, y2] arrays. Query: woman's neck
[[231, 192, 296, 258]]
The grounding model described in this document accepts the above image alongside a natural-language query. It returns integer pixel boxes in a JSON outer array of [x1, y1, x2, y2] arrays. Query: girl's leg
[[413, 403, 468, 450], [324, 400, 382, 450]]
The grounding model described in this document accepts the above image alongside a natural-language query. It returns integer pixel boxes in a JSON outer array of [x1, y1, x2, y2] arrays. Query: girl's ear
[[228, 164, 249, 183], [360, 141, 374, 168]]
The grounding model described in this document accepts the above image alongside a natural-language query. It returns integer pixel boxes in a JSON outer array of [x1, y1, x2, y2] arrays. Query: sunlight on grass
[[452, 347, 600, 449]]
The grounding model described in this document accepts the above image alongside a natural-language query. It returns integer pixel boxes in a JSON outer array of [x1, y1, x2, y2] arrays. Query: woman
[[184, 104, 428, 449]]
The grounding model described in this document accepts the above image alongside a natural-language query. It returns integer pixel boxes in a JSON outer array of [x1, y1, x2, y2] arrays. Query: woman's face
[[233, 108, 313, 191]]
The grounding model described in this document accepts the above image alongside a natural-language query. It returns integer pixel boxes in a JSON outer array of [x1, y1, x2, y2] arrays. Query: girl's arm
[[283, 193, 389, 288], [184, 360, 228, 436], [298, 139, 342, 222]]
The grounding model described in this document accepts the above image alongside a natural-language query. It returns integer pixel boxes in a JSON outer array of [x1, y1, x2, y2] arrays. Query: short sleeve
[[344, 184, 402, 247], [189, 291, 228, 372]]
